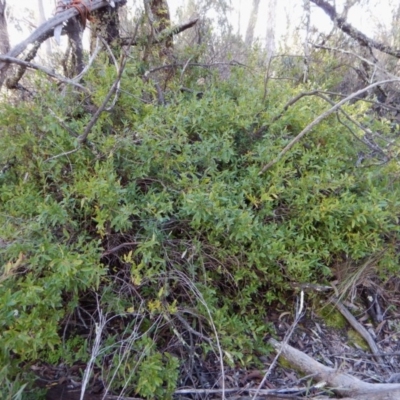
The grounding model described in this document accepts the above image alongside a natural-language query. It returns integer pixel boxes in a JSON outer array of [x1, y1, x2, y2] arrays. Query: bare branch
[[311, 0, 400, 58], [78, 22, 141, 144], [259, 79, 400, 174], [0, 55, 88, 91], [119, 18, 199, 46], [251, 292, 305, 400], [334, 299, 389, 371], [1, 0, 123, 61], [0, 11, 197, 89], [0, 0, 127, 88], [268, 337, 400, 398]]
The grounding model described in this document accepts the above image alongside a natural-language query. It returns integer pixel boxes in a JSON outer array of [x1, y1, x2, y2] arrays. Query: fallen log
[[268, 338, 400, 399]]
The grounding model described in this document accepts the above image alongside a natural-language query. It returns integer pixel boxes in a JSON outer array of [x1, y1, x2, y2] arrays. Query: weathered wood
[[0, 0, 125, 87], [268, 338, 400, 399], [311, 0, 400, 58]]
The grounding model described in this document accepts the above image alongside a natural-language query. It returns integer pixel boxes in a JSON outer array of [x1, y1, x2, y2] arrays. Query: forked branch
[[259, 78, 400, 174]]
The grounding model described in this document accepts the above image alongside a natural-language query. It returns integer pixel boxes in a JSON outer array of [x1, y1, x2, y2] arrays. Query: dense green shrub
[[0, 60, 399, 398]]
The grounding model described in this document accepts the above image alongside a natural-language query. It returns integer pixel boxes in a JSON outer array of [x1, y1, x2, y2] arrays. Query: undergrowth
[[0, 55, 400, 398]]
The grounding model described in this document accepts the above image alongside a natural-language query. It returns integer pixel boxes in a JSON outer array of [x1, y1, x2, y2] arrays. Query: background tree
[[265, 0, 277, 61], [0, 0, 9, 55], [245, 0, 260, 47], [0, 0, 9, 85]]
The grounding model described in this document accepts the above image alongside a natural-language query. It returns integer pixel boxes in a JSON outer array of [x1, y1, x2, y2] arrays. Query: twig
[[0, 55, 88, 92], [333, 299, 390, 373], [72, 37, 101, 83], [259, 78, 400, 174], [47, 108, 79, 137], [78, 22, 140, 144], [174, 386, 308, 395], [119, 18, 199, 47], [147, 60, 247, 74], [311, 0, 400, 58], [251, 291, 305, 400], [99, 37, 121, 111], [179, 56, 194, 85], [101, 242, 140, 256], [170, 271, 226, 399], [45, 146, 80, 162], [267, 337, 400, 398], [0, 0, 127, 88], [80, 298, 106, 400]]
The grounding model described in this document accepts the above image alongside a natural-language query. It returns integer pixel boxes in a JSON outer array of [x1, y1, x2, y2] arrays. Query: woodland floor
[[33, 275, 400, 400]]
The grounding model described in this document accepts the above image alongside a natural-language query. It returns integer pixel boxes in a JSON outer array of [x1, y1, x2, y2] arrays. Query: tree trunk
[[245, 0, 260, 47], [37, 0, 51, 57], [0, 0, 10, 84], [145, 0, 173, 55], [90, 2, 127, 56], [302, 0, 310, 82], [0, 0, 10, 55], [265, 0, 277, 62]]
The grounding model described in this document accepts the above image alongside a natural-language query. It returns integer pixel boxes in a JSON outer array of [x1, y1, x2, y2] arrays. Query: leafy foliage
[[1, 53, 400, 398]]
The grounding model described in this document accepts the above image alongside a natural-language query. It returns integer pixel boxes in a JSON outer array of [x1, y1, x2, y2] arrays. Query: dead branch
[[251, 292, 305, 399], [311, 0, 400, 58], [0, 1, 123, 87], [268, 337, 400, 399], [259, 78, 400, 174], [0, 9, 198, 89], [77, 45, 132, 144], [0, 55, 88, 91], [119, 18, 198, 46], [333, 299, 389, 372]]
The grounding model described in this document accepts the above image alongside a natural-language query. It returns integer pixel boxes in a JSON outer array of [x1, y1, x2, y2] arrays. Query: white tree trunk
[[245, 0, 260, 47], [37, 0, 51, 57], [303, 0, 310, 82], [0, 0, 10, 55], [265, 0, 277, 62]]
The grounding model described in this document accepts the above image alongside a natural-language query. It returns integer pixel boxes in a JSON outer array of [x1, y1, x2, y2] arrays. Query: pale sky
[[6, 0, 396, 48]]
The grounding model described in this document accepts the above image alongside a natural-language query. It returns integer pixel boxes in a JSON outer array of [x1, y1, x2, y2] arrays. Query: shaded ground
[[32, 276, 400, 399]]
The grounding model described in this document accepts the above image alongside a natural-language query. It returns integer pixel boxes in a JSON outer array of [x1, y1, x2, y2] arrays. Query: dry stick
[[99, 37, 120, 111], [170, 270, 226, 400], [314, 92, 389, 157], [259, 78, 400, 175], [119, 18, 199, 47], [0, 55, 88, 91], [267, 337, 400, 399], [80, 299, 106, 400], [174, 387, 310, 395], [251, 291, 305, 400], [313, 44, 399, 79], [271, 90, 318, 123], [146, 61, 246, 74], [77, 70, 122, 143], [333, 299, 390, 373], [310, 0, 400, 59], [71, 37, 101, 84], [78, 20, 140, 144]]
